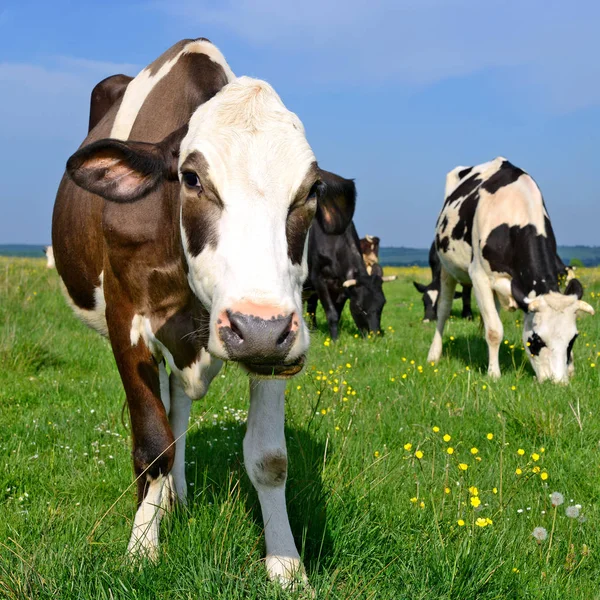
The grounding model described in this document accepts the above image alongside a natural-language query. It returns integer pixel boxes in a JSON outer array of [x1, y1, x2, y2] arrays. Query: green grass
[[1, 258, 600, 599]]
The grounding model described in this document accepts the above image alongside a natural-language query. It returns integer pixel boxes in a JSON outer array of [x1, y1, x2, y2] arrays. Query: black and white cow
[[427, 157, 594, 383], [304, 178, 395, 339], [413, 241, 472, 322], [52, 38, 356, 587]]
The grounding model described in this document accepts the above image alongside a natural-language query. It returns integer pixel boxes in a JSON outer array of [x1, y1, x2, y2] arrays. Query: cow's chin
[[241, 355, 306, 379]]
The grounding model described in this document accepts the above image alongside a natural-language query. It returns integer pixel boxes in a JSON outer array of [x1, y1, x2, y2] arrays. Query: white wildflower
[[532, 527, 548, 542], [550, 492, 564, 507]]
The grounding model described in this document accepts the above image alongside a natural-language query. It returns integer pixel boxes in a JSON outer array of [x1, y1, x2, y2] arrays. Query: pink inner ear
[[87, 156, 148, 195]]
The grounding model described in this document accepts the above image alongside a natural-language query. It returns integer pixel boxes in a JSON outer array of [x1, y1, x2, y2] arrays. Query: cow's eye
[[182, 171, 202, 191], [527, 331, 546, 356]]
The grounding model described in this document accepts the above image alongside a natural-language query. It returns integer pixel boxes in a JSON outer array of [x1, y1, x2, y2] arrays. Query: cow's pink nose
[[217, 304, 300, 363]]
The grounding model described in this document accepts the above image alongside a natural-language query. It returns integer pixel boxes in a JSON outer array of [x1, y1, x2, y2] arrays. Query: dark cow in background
[[52, 38, 356, 587], [305, 175, 395, 340], [413, 241, 473, 322], [427, 157, 593, 383], [360, 235, 380, 275]]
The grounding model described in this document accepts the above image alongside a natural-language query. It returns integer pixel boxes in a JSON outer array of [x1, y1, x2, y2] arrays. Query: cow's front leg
[[108, 310, 175, 562], [244, 379, 307, 587]]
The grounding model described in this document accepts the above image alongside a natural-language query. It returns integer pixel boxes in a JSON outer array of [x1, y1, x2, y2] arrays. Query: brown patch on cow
[[486, 329, 502, 345], [131, 52, 229, 143], [89, 74, 133, 133], [179, 151, 222, 256], [254, 450, 288, 486], [146, 38, 194, 76]]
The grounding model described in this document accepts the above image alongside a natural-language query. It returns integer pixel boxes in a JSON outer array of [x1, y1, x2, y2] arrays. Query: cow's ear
[[315, 168, 356, 234], [413, 281, 428, 293], [67, 139, 165, 202], [565, 278, 584, 300], [67, 125, 187, 202]]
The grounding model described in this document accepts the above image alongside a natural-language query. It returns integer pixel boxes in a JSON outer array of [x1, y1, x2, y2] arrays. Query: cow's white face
[[178, 78, 318, 375], [65, 76, 354, 378], [522, 292, 593, 384]]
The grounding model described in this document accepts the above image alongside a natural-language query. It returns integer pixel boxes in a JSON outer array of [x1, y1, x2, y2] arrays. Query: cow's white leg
[[471, 270, 503, 378], [427, 268, 457, 363], [244, 379, 307, 587], [168, 375, 192, 504], [127, 474, 167, 561]]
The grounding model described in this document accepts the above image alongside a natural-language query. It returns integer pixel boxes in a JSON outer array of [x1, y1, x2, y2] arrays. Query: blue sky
[[1, 0, 599, 246]]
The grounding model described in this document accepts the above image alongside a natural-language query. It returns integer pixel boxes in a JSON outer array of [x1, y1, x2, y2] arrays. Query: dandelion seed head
[[532, 527, 548, 541], [550, 492, 564, 507], [565, 505, 580, 518]]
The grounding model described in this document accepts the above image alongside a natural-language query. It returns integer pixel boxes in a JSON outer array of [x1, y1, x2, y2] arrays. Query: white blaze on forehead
[[427, 289, 439, 306], [110, 39, 234, 141]]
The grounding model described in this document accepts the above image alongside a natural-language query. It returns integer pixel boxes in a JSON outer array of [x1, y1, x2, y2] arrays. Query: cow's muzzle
[[218, 308, 303, 377]]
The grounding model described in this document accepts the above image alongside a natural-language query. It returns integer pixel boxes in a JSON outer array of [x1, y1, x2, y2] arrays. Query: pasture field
[[1, 257, 600, 599]]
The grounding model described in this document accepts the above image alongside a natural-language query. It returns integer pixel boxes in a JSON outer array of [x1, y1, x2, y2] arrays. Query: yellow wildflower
[[540, 472, 549, 481], [419, 501, 425, 509], [432, 426, 440, 433], [470, 496, 481, 508], [515, 468, 522, 475], [458, 463, 468, 471], [486, 433, 494, 440], [444, 487, 451, 494], [447, 447, 454, 455], [346, 363, 352, 368], [492, 487, 498, 494], [443, 434, 451, 442], [410, 497, 417, 503], [415, 450, 424, 459], [457, 519, 465, 526], [517, 449, 525, 456], [470, 447, 479, 455], [468, 486, 478, 496], [531, 453, 540, 461], [374, 451, 380, 458]]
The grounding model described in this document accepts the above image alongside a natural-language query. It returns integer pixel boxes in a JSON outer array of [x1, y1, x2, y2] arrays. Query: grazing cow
[[360, 234, 380, 275], [52, 38, 355, 586], [305, 186, 395, 339], [427, 157, 594, 383], [413, 241, 473, 322], [44, 245, 55, 269]]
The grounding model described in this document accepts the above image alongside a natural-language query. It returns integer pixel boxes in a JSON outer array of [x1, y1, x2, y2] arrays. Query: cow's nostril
[[227, 310, 245, 342], [276, 315, 294, 346]]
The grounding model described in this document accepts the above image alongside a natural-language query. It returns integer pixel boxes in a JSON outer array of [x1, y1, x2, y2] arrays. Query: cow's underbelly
[[438, 239, 472, 285]]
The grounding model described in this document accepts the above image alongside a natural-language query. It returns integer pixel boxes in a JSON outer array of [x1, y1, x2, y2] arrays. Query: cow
[[427, 157, 594, 383], [413, 241, 473, 322], [88, 74, 133, 132], [44, 245, 55, 269], [360, 234, 380, 275], [52, 38, 356, 587], [304, 188, 395, 340]]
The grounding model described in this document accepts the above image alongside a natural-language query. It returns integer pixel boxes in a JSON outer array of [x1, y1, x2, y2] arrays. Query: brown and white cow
[[52, 38, 355, 586], [360, 234, 379, 275], [427, 157, 593, 383]]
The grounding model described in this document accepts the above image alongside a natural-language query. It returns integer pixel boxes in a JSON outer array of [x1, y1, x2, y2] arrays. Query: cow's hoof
[[426, 349, 441, 364], [266, 555, 310, 591], [126, 537, 160, 565], [487, 369, 501, 380]]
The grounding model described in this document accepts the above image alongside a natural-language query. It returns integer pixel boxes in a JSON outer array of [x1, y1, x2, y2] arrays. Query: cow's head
[[413, 281, 439, 322], [66, 77, 355, 378], [514, 279, 594, 383], [343, 265, 395, 335]]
